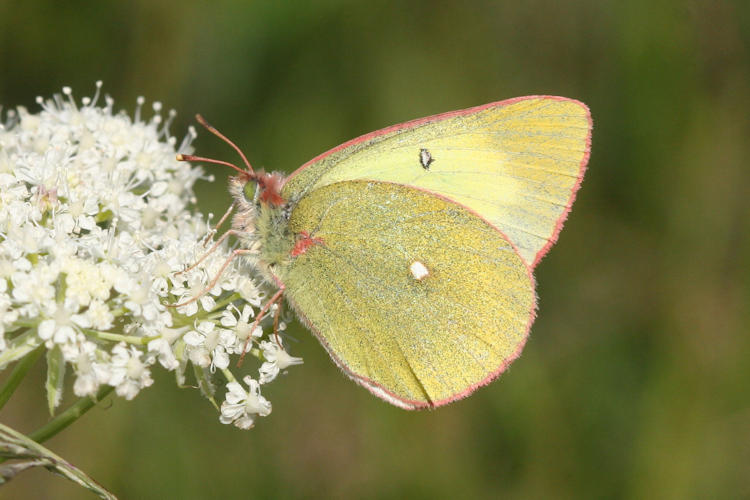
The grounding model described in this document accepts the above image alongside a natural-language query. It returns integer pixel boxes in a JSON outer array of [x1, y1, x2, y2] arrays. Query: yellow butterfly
[[186, 96, 592, 409]]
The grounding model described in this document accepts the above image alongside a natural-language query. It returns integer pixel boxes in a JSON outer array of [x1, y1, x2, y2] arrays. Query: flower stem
[[213, 293, 241, 311], [28, 385, 115, 445], [221, 368, 237, 384], [82, 329, 158, 345], [0, 345, 43, 411]]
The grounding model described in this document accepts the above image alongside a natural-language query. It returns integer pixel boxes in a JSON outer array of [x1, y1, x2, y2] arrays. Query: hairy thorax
[[228, 174, 296, 283], [255, 201, 295, 272]]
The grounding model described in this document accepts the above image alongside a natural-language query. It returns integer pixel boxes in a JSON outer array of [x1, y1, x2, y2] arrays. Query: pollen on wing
[[409, 260, 429, 280]]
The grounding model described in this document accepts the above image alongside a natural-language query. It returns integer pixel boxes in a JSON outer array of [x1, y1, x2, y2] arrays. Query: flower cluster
[[0, 83, 302, 429]]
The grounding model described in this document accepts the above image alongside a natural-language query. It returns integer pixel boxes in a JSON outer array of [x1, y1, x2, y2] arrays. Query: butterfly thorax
[[228, 173, 295, 281]]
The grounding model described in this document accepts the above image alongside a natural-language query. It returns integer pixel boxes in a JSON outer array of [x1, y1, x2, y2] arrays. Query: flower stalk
[[29, 385, 115, 445]]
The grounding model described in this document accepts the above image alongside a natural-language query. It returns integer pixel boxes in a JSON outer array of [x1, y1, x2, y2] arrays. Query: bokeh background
[[1, 1, 749, 498]]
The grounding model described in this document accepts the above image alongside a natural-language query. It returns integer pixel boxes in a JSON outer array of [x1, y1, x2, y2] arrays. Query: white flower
[[145, 253, 183, 296], [236, 276, 263, 307], [170, 270, 218, 317], [38, 301, 90, 346], [0, 85, 294, 430], [220, 304, 262, 354], [146, 329, 183, 371], [258, 340, 303, 384], [121, 278, 164, 322], [11, 263, 56, 312], [69, 340, 111, 397], [220, 376, 271, 429], [57, 194, 99, 234], [184, 320, 234, 371], [84, 299, 114, 331], [62, 257, 108, 308], [108, 343, 153, 400]]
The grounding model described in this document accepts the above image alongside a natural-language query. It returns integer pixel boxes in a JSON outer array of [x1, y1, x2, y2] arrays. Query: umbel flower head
[[0, 83, 302, 429]]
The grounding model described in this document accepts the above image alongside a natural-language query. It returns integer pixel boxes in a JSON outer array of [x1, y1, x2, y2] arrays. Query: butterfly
[[180, 96, 592, 409]]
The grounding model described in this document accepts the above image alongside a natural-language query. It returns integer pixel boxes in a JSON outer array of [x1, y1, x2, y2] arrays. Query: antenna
[[194, 114, 255, 176], [176, 154, 249, 177]]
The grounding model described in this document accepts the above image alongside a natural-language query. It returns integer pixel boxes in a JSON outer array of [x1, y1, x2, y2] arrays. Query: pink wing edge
[[277, 180, 539, 410], [529, 99, 593, 269], [277, 95, 592, 409]]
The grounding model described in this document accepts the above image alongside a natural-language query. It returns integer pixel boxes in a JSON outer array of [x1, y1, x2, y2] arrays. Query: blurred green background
[[1, 1, 749, 498]]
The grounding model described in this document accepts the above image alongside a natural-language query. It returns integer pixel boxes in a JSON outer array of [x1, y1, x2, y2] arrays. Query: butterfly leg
[[168, 247, 254, 308], [237, 286, 285, 365], [202, 203, 235, 247], [176, 229, 241, 277], [272, 297, 283, 347]]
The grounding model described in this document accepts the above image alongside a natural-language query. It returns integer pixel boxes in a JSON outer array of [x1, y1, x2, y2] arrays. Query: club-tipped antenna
[[195, 114, 255, 175], [176, 154, 248, 177]]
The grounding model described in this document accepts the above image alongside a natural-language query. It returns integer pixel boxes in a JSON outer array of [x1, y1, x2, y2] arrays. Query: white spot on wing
[[419, 148, 433, 169], [410, 260, 429, 280]]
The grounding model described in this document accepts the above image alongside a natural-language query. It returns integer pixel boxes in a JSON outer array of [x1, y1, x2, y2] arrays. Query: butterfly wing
[[282, 96, 591, 268], [278, 180, 536, 409]]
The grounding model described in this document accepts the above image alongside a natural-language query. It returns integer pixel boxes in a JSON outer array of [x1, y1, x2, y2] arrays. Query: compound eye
[[242, 181, 257, 202]]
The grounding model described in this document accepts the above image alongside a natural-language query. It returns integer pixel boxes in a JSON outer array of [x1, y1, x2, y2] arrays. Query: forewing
[[282, 96, 591, 267], [280, 180, 536, 409]]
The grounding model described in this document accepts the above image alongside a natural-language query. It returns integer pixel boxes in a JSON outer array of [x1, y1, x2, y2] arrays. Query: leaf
[[0, 330, 42, 370], [45, 346, 65, 415], [192, 364, 218, 410], [173, 341, 187, 387], [0, 422, 118, 499]]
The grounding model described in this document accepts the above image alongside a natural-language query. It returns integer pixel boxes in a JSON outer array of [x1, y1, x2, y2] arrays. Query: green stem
[[28, 385, 115, 445], [212, 293, 240, 312], [0, 346, 44, 411], [82, 329, 158, 345], [221, 368, 237, 384], [169, 293, 241, 328], [9, 319, 39, 328]]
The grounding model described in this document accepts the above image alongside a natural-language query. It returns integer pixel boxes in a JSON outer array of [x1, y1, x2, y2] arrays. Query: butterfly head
[[241, 170, 286, 207], [177, 112, 291, 217], [228, 169, 288, 230], [177, 114, 296, 276]]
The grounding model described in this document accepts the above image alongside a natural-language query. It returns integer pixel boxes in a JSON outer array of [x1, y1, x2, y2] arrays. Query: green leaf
[[0, 422, 118, 499], [0, 330, 42, 370], [45, 346, 65, 416], [173, 341, 187, 387], [0, 345, 43, 410], [192, 364, 218, 410]]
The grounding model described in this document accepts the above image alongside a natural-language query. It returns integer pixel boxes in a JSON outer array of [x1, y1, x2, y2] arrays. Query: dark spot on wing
[[419, 148, 434, 170]]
